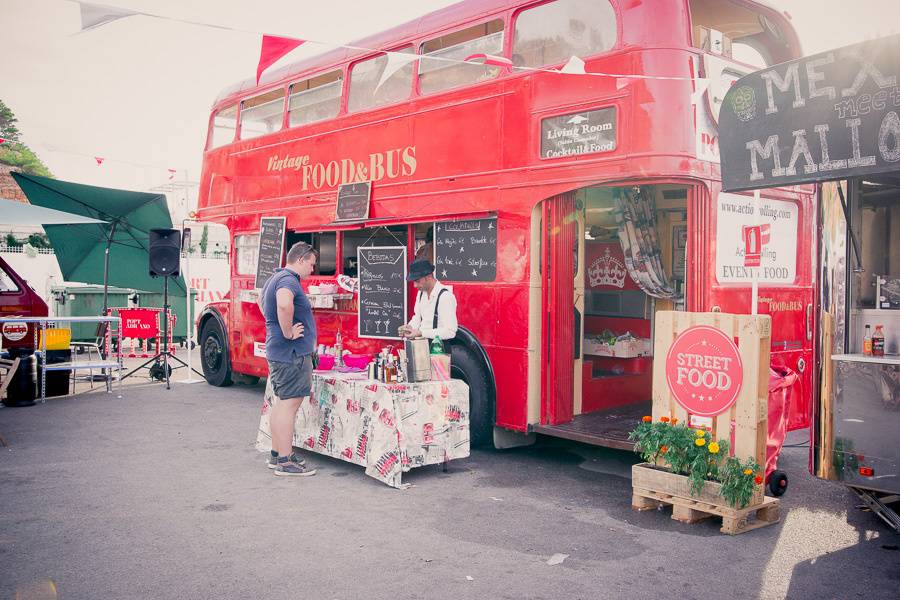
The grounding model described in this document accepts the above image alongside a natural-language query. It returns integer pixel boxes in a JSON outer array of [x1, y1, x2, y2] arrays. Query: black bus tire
[[450, 344, 494, 448], [200, 318, 233, 387]]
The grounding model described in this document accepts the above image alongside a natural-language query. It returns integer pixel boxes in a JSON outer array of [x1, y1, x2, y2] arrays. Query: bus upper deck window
[[349, 47, 415, 113], [419, 20, 505, 95], [288, 70, 343, 127], [210, 104, 237, 149], [512, 0, 616, 69], [240, 88, 285, 140]]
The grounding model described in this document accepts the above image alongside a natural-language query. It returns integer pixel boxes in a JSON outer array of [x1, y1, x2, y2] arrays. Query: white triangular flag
[[77, 2, 137, 34], [559, 56, 586, 75], [374, 51, 419, 94]]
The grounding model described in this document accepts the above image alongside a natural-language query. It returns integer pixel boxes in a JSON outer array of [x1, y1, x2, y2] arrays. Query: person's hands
[[289, 322, 305, 340], [403, 327, 421, 339]]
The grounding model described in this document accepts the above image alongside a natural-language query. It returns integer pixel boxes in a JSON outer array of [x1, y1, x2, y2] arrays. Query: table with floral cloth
[[256, 370, 470, 488]]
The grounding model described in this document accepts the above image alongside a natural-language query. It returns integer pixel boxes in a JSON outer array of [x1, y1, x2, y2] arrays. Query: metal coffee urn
[[404, 337, 432, 382]]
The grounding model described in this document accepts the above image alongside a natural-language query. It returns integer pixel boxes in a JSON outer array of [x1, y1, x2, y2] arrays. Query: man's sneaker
[[273, 461, 316, 477], [267, 453, 305, 469]]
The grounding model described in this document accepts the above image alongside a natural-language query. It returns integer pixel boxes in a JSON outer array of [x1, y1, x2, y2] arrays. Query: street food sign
[[720, 33, 900, 192], [665, 326, 743, 417]]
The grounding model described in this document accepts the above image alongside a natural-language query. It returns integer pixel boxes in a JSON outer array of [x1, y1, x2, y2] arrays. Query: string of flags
[[70, 1, 712, 87]]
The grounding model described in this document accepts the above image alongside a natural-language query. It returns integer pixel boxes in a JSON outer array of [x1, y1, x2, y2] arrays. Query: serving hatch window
[[288, 70, 343, 127], [341, 226, 408, 277], [210, 103, 238, 149], [512, 0, 616, 69], [285, 231, 337, 276], [240, 88, 285, 140], [419, 20, 505, 95], [235, 233, 259, 276]]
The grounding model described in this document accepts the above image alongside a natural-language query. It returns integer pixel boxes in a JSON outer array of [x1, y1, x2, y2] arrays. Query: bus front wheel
[[200, 318, 233, 387], [450, 344, 493, 448]]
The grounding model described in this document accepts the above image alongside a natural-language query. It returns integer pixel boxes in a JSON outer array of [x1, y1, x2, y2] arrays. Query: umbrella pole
[[100, 221, 118, 358]]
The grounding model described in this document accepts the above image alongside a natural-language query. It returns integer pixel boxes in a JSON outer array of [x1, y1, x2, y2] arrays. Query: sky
[[1, 0, 898, 219]]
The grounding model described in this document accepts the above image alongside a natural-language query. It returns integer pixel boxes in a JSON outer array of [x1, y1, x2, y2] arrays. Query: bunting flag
[[0, 138, 6, 145], [374, 51, 419, 94], [168, 168, 177, 180], [558, 56, 586, 75], [257, 35, 305, 84], [76, 1, 137, 33], [94, 156, 105, 166]]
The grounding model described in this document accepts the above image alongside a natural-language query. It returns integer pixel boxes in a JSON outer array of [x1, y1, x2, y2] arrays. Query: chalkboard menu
[[434, 217, 497, 282], [335, 182, 372, 221], [254, 216, 286, 289], [357, 246, 407, 339], [541, 107, 616, 159]]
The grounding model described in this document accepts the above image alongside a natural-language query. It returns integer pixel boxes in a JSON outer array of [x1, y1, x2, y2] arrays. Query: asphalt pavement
[[1, 374, 898, 600]]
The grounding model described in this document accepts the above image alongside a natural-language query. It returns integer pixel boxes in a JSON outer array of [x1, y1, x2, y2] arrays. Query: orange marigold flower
[[660, 416, 670, 423], [743, 468, 753, 476], [671, 418, 678, 425], [755, 475, 764, 485], [708, 442, 720, 454], [660, 446, 668, 453], [642, 416, 652, 422], [695, 438, 706, 447], [695, 429, 706, 437]]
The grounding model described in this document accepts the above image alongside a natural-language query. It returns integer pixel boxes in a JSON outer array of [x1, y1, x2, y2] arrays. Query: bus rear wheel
[[200, 318, 233, 387], [450, 344, 493, 448]]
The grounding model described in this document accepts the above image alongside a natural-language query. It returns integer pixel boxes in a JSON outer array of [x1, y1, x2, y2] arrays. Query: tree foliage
[[0, 99, 53, 178]]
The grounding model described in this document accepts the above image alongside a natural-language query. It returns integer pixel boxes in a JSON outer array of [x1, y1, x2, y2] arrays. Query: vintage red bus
[[195, 0, 815, 448]]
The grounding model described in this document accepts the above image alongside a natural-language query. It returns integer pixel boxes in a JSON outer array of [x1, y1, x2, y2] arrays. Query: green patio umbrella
[[10, 172, 187, 315]]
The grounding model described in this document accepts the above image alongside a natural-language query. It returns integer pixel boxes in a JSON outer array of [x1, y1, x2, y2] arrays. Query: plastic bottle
[[873, 325, 885, 357], [430, 335, 443, 355], [863, 324, 873, 356]]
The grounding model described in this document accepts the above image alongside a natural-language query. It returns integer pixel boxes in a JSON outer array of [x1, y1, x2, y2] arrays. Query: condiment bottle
[[864, 324, 873, 356], [873, 325, 885, 357]]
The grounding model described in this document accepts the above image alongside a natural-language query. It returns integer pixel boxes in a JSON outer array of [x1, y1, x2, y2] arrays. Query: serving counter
[[256, 370, 470, 488]]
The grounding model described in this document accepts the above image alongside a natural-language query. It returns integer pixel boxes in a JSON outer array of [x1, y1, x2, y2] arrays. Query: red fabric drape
[[257, 35, 305, 84]]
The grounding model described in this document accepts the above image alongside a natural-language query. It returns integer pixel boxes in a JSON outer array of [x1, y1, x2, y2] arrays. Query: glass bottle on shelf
[[430, 335, 443, 355], [863, 324, 873, 356], [872, 325, 885, 357], [335, 330, 343, 367]]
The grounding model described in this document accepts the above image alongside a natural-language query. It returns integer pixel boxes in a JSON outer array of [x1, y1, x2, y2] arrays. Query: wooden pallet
[[632, 463, 779, 534], [632, 487, 780, 535]]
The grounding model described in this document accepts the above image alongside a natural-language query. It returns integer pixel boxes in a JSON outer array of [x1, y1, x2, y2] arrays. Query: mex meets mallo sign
[[719, 33, 900, 192]]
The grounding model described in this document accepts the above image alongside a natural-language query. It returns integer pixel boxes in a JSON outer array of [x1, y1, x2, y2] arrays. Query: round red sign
[[665, 325, 743, 417]]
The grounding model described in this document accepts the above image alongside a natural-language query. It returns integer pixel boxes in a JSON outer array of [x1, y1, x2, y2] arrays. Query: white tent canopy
[[0, 197, 107, 225]]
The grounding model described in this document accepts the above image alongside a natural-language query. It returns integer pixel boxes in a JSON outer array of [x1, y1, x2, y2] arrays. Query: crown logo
[[589, 248, 627, 288]]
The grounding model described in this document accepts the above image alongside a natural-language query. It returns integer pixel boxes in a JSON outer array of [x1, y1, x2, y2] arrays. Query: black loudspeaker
[[149, 228, 181, 277]]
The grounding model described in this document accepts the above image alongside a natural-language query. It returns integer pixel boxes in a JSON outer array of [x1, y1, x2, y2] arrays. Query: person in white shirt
[[398, 259, 458, 350]]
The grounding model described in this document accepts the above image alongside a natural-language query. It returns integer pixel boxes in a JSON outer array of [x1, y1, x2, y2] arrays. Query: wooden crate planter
[[631, 311, 778, 534], [632, 463, 778, 535]]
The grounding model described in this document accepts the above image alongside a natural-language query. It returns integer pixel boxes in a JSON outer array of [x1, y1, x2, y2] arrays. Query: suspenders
[[416, 288, 449, 352]]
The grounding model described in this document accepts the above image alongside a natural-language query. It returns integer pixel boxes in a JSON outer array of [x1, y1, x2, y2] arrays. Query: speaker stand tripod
[[121, 275, 203, 388]]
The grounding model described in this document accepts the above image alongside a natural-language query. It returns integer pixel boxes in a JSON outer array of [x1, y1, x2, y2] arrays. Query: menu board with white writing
[[255, 216, 286, 289], [357, 246, 407, 339], [434, 217, 497, 282]]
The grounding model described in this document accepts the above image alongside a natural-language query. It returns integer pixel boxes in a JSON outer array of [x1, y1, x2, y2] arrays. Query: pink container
[[342, 354, 371, 369], [316, 354, 335, 370]]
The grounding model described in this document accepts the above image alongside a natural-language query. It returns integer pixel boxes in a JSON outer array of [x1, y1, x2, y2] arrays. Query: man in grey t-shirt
[[260, 241, 318, 477]]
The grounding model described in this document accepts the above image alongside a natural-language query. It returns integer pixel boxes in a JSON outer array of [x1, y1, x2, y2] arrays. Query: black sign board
[[254, 216, 286, 289], [434, 217, 497, 282], [720, 34, 900, 192], [541, 107, 616, 159], [357, 246, 407, 339], [335, 181, 372, 221]]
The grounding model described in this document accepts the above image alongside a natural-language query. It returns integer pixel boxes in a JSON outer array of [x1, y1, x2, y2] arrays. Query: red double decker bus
[[196, 0, 814, 448]]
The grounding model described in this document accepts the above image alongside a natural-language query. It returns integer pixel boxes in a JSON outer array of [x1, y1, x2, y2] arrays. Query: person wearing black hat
[[398, 258, 458, 348]]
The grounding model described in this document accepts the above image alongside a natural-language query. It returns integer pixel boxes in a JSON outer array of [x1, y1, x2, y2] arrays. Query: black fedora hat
[[407, 258, 435, 281]]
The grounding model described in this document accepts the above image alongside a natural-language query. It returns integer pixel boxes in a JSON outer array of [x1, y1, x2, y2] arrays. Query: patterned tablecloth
[[256, 371, 470, 488]]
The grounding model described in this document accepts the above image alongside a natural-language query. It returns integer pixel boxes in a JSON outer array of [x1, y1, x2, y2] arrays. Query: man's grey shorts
[[268, 353, 313, 399]]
